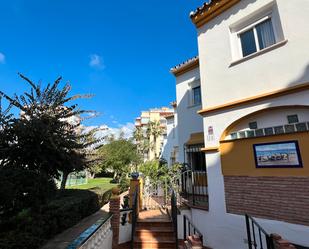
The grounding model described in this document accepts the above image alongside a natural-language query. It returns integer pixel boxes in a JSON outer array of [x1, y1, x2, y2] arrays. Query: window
[[187, 151, 206, 171], [296, 123, 307, 132], [192, 86, 201, 105], [239, 18, 276, 57], [185, 144, 206, 171], [246, 130, 255, 138], [249, 121, 258, 130], [264, 127, 274, 136], [141, 117, 149, 124], [287, 114, 299, 124], [284, 124, 295, 133], [230, 132, 238, 140], [274, 125, 284, 134], [255, 129, 264, 137]]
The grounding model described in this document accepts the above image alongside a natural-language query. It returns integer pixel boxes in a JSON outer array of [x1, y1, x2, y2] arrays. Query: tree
[[146, 121, 164, 158], [0, 74, 98, 189], [133, 126, 152, 158], [98, 138, 141, 181], [82, 127, 105, 178], [0, 96, 14, 167]]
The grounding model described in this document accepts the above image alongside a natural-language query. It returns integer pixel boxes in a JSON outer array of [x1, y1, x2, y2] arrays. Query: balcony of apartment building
[[179, 132, 208, 210]]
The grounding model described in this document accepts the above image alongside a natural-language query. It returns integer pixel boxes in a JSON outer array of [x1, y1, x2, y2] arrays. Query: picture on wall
[[253, 140, 303, 168]]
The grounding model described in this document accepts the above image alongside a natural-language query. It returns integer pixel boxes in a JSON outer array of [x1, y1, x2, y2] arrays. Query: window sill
[[229, 39, 288, 67]]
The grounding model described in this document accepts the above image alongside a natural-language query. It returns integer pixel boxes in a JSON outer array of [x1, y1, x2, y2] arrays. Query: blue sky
[[0, 0, 204, 130]]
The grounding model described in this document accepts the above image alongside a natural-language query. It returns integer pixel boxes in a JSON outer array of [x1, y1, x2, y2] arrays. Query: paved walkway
[[41, 191, 128, 249]]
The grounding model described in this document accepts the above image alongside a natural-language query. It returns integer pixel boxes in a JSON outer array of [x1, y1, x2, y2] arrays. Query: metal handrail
[[131, 187, 139, 249], [183, 214, 203, 244], [120, 208, 133, 212], [245, 214, 274, 249], [171, 190, 179, 249]]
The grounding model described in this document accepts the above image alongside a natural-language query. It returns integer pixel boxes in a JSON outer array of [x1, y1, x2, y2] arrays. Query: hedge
[[0, 188, 112, 249]]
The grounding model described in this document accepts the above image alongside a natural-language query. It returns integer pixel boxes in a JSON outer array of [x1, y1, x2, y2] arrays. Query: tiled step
[[134, 236, 176, 249], [137, 220, 173, 228], [136, 227, 175, 237]]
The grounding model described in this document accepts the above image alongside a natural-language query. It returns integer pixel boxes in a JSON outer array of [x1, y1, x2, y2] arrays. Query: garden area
[[0, 75, 139, 249], [69, 177, 116, 190]]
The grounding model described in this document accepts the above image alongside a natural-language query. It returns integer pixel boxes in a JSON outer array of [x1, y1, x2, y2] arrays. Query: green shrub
[[0, 167, 56, 220], [119, 176, 130, 193], [0, 187, 113, 249]]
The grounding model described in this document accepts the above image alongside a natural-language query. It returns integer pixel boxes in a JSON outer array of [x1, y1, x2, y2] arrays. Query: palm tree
[[147, 121, 164, 159], [134, 127, 153, 160]]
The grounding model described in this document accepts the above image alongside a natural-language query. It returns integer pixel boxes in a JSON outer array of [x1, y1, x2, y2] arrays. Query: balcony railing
[[180, 169, 208, 209]]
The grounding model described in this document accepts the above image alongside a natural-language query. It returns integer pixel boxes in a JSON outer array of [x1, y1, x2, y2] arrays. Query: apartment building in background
[[135, 107, 174, 161]]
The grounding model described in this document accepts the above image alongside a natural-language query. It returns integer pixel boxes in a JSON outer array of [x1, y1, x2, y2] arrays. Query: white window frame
[[229, 0, 287, 65], [237, 15, 275, 58], [187, 80, 201, 107], [192, 86, 201, 106]]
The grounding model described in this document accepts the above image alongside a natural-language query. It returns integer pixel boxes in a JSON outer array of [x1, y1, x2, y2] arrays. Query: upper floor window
[[239, 17, 276, 57], [141, 117, 149, 124], [229, 2, 286, 63], [192, 86, 201, 105]]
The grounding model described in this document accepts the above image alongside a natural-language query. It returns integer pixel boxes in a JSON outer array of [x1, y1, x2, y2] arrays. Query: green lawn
[[68, 177, 117, 190]]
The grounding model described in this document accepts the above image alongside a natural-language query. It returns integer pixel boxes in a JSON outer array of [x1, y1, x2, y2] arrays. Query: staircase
[[133, 209, 176, 249]]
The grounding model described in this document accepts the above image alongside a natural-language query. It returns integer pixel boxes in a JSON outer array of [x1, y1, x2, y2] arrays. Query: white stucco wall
[[175, 67, 204, 163], [190, 0, 309, 248], [161, 114, 179, 166], [197, 0, 309, 108], [119, 222, 131, 244], [198, 92, 309, 249]]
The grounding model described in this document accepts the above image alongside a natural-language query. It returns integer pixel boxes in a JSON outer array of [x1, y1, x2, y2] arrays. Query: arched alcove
[[220, 105, 309, 142]]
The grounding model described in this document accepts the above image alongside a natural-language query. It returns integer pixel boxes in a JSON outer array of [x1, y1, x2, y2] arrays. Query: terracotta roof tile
[[170, 56, 199, 76], [190, 0, 240, 28], [190, 1, 216, 19]]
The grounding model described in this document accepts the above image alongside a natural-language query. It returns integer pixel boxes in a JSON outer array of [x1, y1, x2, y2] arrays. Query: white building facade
[[174, 0, 309, 249], [161, 103, 179, 166], [171, 57, 204, 165]]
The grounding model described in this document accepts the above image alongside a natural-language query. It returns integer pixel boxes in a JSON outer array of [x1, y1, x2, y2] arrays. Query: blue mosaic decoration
[[66, 213, 113, 249]]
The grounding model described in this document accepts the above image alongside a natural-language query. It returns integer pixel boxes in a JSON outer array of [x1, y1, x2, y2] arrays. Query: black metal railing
[[180, 169, 208, 207], [183, 214, 203, 244], [245, 214, 274, 249], [131, 187, 139, 249], [171, 190, 179, 249], [120, 208, 132, 226]]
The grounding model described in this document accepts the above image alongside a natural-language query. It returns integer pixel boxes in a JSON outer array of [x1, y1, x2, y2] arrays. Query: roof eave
[[170, 57, 199, 77], [190, 0, 241, 28]]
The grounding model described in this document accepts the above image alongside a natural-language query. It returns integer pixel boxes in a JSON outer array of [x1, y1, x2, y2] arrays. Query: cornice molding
[[198, 82, 309, 116], [201, 146, 219, 153]]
